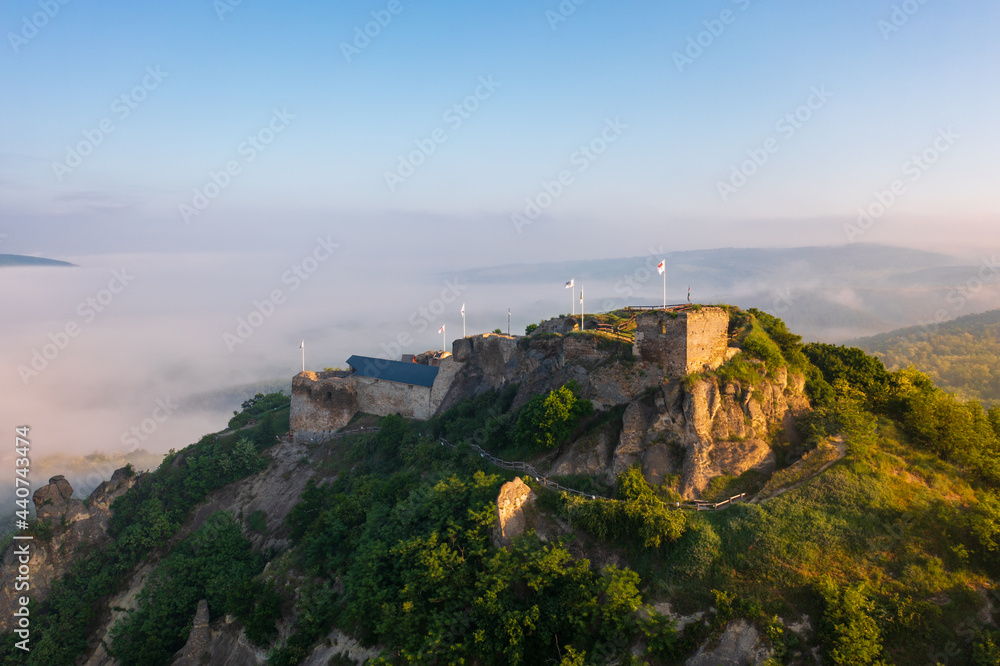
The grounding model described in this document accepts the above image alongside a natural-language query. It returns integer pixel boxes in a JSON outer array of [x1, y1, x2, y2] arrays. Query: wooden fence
[[308, 427, 751, 511], [624, 304, 691, 312], [438, 437, 749, 511]]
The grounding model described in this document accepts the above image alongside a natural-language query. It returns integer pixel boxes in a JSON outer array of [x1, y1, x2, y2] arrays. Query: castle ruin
[[290, 307, 733, 443], [631, 306, 730, 374]]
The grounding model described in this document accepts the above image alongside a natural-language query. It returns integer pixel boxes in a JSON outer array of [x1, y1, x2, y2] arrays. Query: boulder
[[686, 619, 772, 666], [493, 477, 536, 547]]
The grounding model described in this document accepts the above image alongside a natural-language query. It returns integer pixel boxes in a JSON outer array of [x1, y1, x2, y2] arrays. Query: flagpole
[[571, 285, 575, 317], [507, 308, 511, 336], [663, 263, 666, 310], [462, 304, 466, 338], [580, 287, 584, 331], [442, 324, 446, 353], [300, 340, 305, 372]]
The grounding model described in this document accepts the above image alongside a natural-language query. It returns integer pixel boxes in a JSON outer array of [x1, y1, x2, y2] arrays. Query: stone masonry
[[632, 307, 729, 375], [291, 357, 461, 443], [291, 310, 730, 442]]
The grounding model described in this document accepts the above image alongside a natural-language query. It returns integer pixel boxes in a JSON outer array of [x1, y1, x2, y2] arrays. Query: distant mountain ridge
[[450, 244, 998, 342], [0, 254, 75, 268]]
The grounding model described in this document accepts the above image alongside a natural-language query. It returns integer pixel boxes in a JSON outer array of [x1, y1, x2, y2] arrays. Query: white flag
[[299, 340, 304, 349], [579, 288, 583, 301], [461, 303, 465, 315], [565, 279, 574, 288], [438, 324, 445, 334], [657, 260, 665, 275]]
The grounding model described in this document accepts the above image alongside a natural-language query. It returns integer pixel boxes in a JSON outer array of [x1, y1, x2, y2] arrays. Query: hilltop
[[2, 305, 999, 665], [0, 254, 75, 268]]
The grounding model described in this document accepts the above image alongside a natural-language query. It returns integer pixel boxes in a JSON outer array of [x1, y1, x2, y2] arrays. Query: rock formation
[[685, 619, 773, 666], [493, 477, 537, 547], [546, 366, 810, 499], [171, 599, 211, 665], [0, 468, 139, 633], [605, 368, 809, 498]]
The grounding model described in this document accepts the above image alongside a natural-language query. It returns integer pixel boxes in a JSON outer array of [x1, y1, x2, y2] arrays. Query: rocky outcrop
[[493, 477, 536, 547], [172, 600, 212, 665], [685, 619, 772, 666], [33, 474, 74, 521], [300, 629, 383, 665], [0, 468, 139, 633], [82, 437, 317, 665], [602, 367, 810, 499], [166, 599, 262, 666], [536, 315, 579, 335], [548, 430, 615, 479]]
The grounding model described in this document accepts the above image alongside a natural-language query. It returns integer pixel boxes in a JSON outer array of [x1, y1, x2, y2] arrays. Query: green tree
[[818, 580, 889, 666], [804, 343, 892, 411], [109, 512, 277, 664], [513, 381, 593, 452]]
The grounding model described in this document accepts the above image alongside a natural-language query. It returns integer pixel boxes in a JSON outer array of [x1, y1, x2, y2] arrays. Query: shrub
[[565, 468, 687, 549], [247, 509, 267, 533], [673, 520, 722, 579], [512, 381, 593, 453], [817, 579, 889, 666], [109, 512, 277, 663], [741, 325, 785, 370], [228, 391, 290, 430]]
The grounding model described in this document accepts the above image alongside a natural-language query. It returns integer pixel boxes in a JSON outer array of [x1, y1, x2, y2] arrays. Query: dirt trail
[[755, 436, 847, 503]]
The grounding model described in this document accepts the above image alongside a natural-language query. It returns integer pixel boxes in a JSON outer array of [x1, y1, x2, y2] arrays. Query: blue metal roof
[[347, 355, 439, 388]]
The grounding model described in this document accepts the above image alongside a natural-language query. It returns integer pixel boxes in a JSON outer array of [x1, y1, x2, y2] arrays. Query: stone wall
[[292, 310, 727, 440], [685, 308, 730, 373], [291, 357, 463, 442], [429, 356, 462, 409], [355, 375, 433, 420], [290, 371, 359, 442], [632, 312, 689, 375], [632, 307, 729, 375]]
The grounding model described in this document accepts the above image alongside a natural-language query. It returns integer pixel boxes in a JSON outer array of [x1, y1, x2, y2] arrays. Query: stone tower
[[631, 307, 729, 375]]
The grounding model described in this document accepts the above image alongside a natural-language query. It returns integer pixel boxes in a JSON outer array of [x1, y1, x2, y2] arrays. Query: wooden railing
[[438, 437, 749, 511], [624, 304, 690, 312], [307, 427, 751, 511], [439, 437, 602, 500]]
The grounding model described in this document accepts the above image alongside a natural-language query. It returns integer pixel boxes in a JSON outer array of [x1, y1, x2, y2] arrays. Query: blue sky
[[1, 0, 998, 260], [3, 0, 1000, 458]]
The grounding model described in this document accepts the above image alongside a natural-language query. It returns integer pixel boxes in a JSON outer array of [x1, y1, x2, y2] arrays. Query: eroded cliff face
[[81, 435, 317, 666], [630, 367, 809, 498], [0, 468, 139, 633], [549, 366, 810, 499]]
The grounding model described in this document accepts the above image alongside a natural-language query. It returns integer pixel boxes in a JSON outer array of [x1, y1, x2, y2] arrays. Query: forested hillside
[[3, 309, 999, 665], [854, 309, 1000, 407]]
